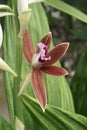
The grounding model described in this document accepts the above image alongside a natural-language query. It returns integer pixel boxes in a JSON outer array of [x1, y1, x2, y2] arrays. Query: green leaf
[[45, 0, 87, 24], [0, 115, 13, 130], [71, 47, 87, 116], [63, 0, 87, 14], [3, 15, 17, 127], [21, 93, 87, 130]]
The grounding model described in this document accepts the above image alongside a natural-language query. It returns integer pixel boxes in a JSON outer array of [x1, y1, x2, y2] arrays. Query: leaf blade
[[45, 0, 87, 23], [21, 94, 87, 130]]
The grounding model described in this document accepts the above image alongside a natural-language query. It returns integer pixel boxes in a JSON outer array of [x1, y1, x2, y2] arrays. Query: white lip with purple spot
[[38, 42, 51, 62], [31, 42, 51, 68]]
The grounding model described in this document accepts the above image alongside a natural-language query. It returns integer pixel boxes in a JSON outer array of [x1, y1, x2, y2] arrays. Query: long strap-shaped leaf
[[3, 16, 17, 127], [21, 93, 87, 130], [45, 0, 87, 23]]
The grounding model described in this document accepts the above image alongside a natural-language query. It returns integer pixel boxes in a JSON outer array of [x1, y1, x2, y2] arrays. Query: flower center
[[31, 42, 51, 68], [38, 42, 51, 62]]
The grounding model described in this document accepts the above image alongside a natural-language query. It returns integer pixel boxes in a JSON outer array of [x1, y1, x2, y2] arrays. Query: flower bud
[[17, 0, 28, 15], [17, 0, 31, 37], [18, 9, 31, 37]]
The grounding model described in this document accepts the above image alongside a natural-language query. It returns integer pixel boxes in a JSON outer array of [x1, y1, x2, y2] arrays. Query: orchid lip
[[31, 42, 51, 68], [38, 42, 51, 62]]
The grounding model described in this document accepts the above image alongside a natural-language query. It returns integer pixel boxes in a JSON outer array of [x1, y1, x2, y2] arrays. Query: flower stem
[[12, 0, 23, 127], [13, 37, 23, 121]]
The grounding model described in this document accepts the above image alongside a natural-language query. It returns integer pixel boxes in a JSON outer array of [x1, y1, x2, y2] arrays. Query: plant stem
[[13, 37, 23, 121], [11, 0, 23, 127]]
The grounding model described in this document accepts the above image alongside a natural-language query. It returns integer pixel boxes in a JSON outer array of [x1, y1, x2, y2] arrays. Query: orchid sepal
[[23, 29, 35, 63], [0, 12, 14, 17], [18, 71, 31, 96], [41, 65, 69, 76], [31, 69, 47, 111], [0, 58, 17, 77], [0, 5, 14, 17]]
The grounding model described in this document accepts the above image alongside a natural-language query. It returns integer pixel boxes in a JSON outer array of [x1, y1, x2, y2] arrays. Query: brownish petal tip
[[40, 32, 52, 48]]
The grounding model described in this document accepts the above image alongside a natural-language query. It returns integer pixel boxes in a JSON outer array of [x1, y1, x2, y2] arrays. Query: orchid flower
[[0, 5, 14, 41], [18, 0, 44, 15], [0, 5, 14, 17], [0, 5, 17, 76], [0, 24, 17, 77], [17, 0, 44, 37], [0, 24, 3, 47], [20, 29, 69, 111], [18, 0, 44, 12], [17, 0, 31, 37]]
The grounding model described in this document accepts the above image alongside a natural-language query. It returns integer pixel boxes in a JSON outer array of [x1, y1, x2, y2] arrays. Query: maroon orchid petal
[[23, 29, 35, 63], [40, 32, 52, 48], [42, 42, 69, 66], [31, 69, 47, 111], [41, 65, 69, 76]]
